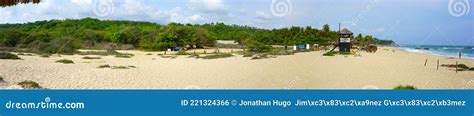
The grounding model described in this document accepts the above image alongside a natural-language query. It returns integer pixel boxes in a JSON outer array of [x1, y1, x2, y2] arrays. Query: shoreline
[[397, 46, 474, 60]]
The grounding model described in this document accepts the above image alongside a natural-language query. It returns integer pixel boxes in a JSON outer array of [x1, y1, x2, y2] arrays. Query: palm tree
[[0, 0, 41, 7], [362, 35, 373, 48]]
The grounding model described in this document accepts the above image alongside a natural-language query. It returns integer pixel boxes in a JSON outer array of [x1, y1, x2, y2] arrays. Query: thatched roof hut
[[0, 0, 40, 7], [338, 28, 353, 35]]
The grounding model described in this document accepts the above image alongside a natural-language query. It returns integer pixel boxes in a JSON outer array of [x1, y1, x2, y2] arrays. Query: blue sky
[[0, 0, 473, 45]]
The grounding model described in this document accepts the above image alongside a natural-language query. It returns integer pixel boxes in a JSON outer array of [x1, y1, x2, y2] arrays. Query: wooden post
[[204, 50, 206, 54], [456, 61, 458, 73], [164, 51, 167, 55], [437, 60, 439, 70], [193, 50, 196, 55], [424, 59, 428, 66]]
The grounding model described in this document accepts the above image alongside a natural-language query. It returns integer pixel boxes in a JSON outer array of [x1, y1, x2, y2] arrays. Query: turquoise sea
[[399, 45, 474, 59]]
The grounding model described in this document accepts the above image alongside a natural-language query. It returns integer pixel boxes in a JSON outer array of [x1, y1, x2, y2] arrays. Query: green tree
[[244, 39, 270, 53]]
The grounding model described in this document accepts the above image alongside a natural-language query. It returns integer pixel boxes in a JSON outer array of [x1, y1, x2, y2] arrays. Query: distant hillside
[[372, 39, 397, 46], [0, 18, 395, 54]]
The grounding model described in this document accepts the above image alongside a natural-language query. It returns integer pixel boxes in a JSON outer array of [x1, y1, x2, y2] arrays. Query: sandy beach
[[1, 47, 473, 89]]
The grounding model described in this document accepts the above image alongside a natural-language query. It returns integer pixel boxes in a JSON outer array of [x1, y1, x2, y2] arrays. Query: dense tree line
[[0, 18, 395, 54]]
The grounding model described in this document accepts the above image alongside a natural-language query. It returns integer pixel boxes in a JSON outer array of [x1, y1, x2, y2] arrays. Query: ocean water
[[399, 45, 474, 59]]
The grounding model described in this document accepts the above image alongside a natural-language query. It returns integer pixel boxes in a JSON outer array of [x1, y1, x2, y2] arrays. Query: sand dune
[[0, 47, 473, 89]]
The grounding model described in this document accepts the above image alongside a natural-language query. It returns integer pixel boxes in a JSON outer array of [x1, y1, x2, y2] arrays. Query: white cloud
[[71, 0, 92, 5], [188, 0, 228, 15], [255, 11, 272, 20], [170, 13, 207, 24]]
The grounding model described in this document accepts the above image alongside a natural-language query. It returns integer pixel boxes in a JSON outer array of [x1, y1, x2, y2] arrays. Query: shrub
[[339, 52, 352, 56], [394, 85, 417, 90], [244, 39, 271, 53], [199, 53, 233, 59], [112, 66, 129, 69], [457, 64, 470, 69], [251, 53, 269, 60], [441, 64, 472, 71], [0, 52, 21, 60], [175, 51, 189, 55], [367, 45, 378, 53], [29, 38, 81, 55], [98, 64, 111, 68], [18, 80, 42, 89], [0, 76, 4, 82], [78, 50, 118, 56], [270, 49, 295, 55], [238, 51, 255, 57], [115, 53, 134, 58], [323, 51, 337, 56], [82, 56, 101, 59], [56, 59, 74, 64]]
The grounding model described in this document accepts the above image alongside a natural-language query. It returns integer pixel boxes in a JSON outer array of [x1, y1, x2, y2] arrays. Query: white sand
[[1, 48, 473, 89]]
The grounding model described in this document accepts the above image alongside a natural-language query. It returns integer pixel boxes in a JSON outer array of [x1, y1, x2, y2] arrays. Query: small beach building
[[338, 28, 353, 53]]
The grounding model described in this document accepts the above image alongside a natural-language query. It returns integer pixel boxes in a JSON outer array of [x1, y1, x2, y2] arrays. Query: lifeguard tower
[[338, 28, 353, 53], [328, 26, 353, 53]]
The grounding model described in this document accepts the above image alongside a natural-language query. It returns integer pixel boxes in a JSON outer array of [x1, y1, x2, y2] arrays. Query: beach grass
[[78, 50, 118, 56], [56, 59, 74, 64], [441, 64, 473, 71], [112, 65, 137, 69], [323, 51, 337, 56], [98, 65, 137, 69], [238, 50, 294, 58], [188, 54, 200, 58], [82, 56, 101, 59], [0, 76, 4, 83], [98, 64, 111, 68], [160, 55, 177, 59], [241, 52, 255, 57], [18, 80, 42, 89], [0, 52, 21, 60], [323, 51, 355, 56], [112, 66, 128, 69], [339, 52, 352, 56], [251, 53, 269, 60], [199, 53, 233, 59], [115, 53, 134, 58], [269, 49, 296, 55], [393, 85, 417, 90], [175, 51, 189, 55]]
